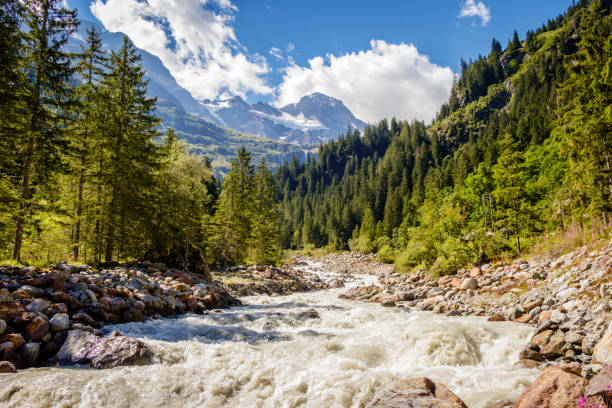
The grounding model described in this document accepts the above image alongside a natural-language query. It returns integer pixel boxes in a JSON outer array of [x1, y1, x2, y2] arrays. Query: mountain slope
[[275, 1, 611, 273], [202, 93, 367, 145], [68, 21, 313, 174]]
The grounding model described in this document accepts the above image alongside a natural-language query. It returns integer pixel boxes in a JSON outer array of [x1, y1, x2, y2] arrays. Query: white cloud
[[90, 0, 272, 100], [269, 47, 283, 61], [458, 0, 491, 26], [276, 40, 454, 123]]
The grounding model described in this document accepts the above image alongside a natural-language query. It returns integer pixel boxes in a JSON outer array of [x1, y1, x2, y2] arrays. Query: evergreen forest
[[1, 0, 610, 276]]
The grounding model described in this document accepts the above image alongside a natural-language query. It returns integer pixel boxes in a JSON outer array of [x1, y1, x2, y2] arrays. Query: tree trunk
[[12, 137, 35, 261]]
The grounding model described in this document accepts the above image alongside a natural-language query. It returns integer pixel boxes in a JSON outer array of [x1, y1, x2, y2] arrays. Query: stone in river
[[24, 316, 49, 341], [513, 366, 587, 408], [53, 329, 154, 369], [0, 361, 16, 373], [368, 377, 468, 408], [49, 313, 70, 332]]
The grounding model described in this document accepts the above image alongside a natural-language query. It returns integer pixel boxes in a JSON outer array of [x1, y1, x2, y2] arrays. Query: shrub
[[376, 244, 397, 264]]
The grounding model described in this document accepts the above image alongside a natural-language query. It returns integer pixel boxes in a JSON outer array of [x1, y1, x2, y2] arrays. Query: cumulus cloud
[[458, 0, 491, 26], [90, 0, 272, 100], [276, 40, 454, 123]]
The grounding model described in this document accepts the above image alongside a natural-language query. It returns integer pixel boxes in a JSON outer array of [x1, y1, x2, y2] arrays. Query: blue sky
[[67, 0, 574, 122]]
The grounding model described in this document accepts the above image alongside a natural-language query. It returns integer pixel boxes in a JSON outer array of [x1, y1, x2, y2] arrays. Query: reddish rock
[[513, 366, 587, 408], [513, 314, 532, 324], [0, 333, 24, 349], [450, 277, 463, 289], [469, 267, 482, 278], [23, 278, 47, 288], [0, 361, 16, 373], [50, 291, 71, 304], [586, 364, 612, 398], [12, 311, 37, 328], [488, 313, 506, 322], [73, 311, 95, 324], [0, 350, 23, 369], [529, 330, 554, 349], [0, 302, 26, 322], [538, 310, 552, 324], [24, 317, 49, 341], [368, 377, 468, 408], [174, 271, 193, 285], [540, 332, 565, 358], [49, 276, 65, 292], [186, 296, 199, 313]]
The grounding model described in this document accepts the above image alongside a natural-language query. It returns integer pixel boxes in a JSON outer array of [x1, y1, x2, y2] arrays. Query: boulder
[[585, 364, 612, 398], [0, 302, 25, 322], [0, 361, 16, 373], [18, 342, 40, 366], [25, 298, 51, 314], [513, 366, 587, 408], [540, 332, 565, 358], [0, 333, 24, 349], [460, 278, 478, 291], [593, 321, 612, 364], [49, 313, 70, 332], [368, 378, 468, 408], [53, 329, 154, 369], [24, 317, 49, 341]]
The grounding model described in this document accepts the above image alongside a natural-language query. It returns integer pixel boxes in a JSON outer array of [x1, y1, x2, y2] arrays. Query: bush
[[348, 236, 375, 254], [393, 249, 420, 274], [376, 244, 397, 264]]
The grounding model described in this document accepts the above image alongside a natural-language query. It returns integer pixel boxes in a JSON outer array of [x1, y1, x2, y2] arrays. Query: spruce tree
[[250, 158, 280, 264], [11, 0, 78, 261], [101, 36, 159, 262]]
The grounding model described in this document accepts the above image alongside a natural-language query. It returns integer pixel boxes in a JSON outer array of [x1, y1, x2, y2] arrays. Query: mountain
[[202, 93, 368, 145], [68, 21, 314, 174], [275, 2, 611, 273]]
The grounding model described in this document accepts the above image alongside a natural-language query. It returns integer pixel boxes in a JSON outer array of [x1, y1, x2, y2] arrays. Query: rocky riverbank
[[311, 240, 612, 407], [0, 261, 239, 371]]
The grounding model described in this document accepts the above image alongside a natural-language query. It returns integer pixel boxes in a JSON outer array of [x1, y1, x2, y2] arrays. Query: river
[[0, 261, 540, 408]]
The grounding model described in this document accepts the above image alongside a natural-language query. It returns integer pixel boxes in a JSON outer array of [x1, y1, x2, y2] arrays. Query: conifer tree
[[12, 0, 78, 261], [71, 26, 108, 260], [102, 36, 159, 262], [250, 158, 280, 264]]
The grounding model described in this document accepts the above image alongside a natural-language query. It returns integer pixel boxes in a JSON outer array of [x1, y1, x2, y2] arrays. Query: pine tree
[[71, 26, 108, 260], [211, 147, 255, 265], [492, 134, 528, 253], [11, 0, 78, 261], [101, 36, 159, 262], [558, 2, 612, 223], [0, 0, 24, 249], [250, 158, 280, 264]]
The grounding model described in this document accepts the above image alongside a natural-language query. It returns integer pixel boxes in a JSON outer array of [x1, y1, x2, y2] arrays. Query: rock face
[[593, 321, 612, 364], [368, 378, 468, 408], [512, 366, 587, 408], [53, 330, 154, 369]]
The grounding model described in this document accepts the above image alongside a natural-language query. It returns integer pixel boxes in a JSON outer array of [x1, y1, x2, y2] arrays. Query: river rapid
[[0, 261, 540, 408]]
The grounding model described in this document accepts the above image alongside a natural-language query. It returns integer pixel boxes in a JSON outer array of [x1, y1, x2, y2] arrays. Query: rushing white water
[[0, 263, 540, 408]]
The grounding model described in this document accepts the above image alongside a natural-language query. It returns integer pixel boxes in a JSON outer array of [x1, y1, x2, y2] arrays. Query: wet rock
[[24, 317, 49, 341], [0, 361, 16, 373], [381, 299, 396, 307], [53, 329, 154, 369], [368, 378, 468, 408], [297, 309, 320, 320], [0, 319, 6, 335], [49, 313, 70, 332], [513, 366, 587, 408], [1, 333, 24, 349], [488, 313, 505, 322], [73, 311, 95, 324], [25, 298, 51, 314], [18, 342, 40, 366]]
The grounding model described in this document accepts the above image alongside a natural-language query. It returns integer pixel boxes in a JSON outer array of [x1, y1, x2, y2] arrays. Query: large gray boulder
[[52, 329, 154, 369]]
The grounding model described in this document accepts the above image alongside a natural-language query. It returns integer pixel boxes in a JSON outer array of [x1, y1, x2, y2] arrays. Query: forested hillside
[[276, 0, 611, 274], [0, 0, 280, 267]]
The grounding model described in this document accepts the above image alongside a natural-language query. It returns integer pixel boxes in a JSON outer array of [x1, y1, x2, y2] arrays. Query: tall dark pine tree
[[251, 158, 280, 264], [102, 36, 159, 262], [0, 0, 24, 248], [12, 0, 78, 261], [71, 26, 107, 260]]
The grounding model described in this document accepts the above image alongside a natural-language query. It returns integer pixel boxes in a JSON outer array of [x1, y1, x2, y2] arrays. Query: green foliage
[[277, 0, 611, 276]]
